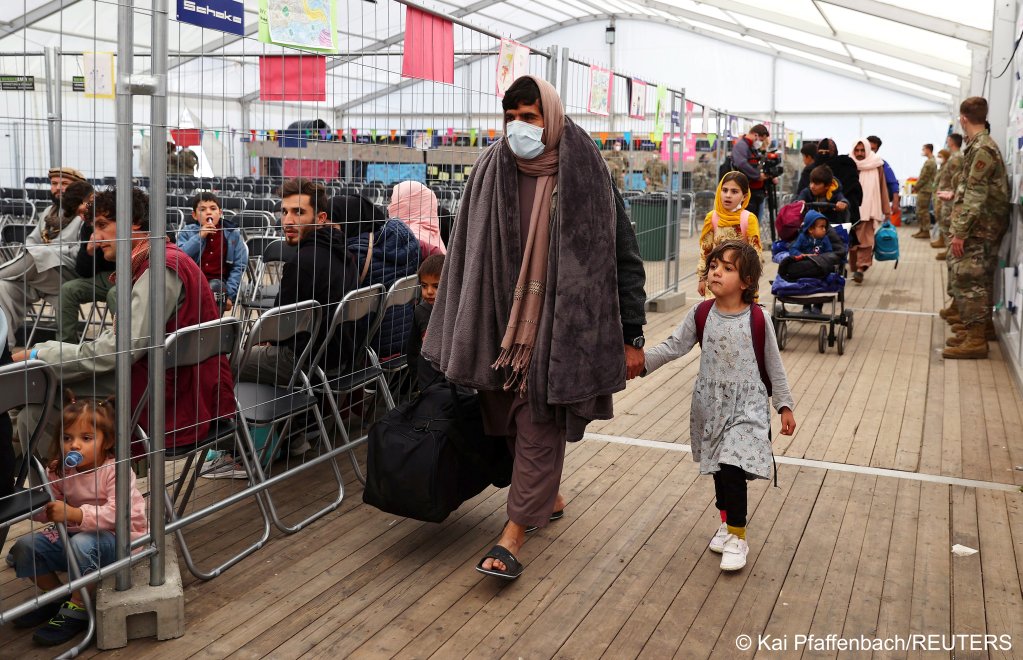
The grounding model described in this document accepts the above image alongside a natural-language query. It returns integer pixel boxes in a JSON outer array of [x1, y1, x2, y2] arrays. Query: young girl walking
[[697, 172, 763, 298], [642, 240, 795, 571], [6, 396, 148, 647]]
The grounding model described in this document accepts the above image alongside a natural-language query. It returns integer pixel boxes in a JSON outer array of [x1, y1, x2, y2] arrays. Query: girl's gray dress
[[644, 304, 794, 480]]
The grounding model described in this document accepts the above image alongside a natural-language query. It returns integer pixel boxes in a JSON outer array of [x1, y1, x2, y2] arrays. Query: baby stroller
[[770, 202, 854, 355]]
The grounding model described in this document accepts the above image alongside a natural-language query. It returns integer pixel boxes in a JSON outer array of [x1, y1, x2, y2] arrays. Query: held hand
[[697, 280, 707, 297], [950, 236, 965, 258], [835, 201, 848, 211], [11, 350, 28, 362], [200, 224, 215, 239], [624, 345, 645, 380], [779, 407, 796, 436]]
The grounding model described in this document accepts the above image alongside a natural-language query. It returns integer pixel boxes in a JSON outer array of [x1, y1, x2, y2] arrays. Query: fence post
[[114, 0, 135, 592], [43, 46, 61, 169], [148, 0, 169, 588], [546, 45, 559, 88]]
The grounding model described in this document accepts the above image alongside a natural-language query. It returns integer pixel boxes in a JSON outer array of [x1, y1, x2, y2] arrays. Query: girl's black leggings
[[713, 463, 748, 528]]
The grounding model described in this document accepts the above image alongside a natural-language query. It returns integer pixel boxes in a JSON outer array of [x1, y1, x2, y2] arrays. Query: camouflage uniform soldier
[[691, 154, 717, 219], [941, 97, 1010, 360], [604, 144, 629, 189], [933, 133, 964, 257], [911, 143, 937, 238], [644, 156, 669, 192]]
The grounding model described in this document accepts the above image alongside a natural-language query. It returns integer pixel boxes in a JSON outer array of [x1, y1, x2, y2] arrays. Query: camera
[[760, 149, 784, 179]]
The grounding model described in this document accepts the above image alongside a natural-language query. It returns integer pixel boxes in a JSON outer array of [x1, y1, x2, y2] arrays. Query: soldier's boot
[[951, 319, 996, 340], [930, 235, 946, 248], [942, 326, 989, 359], [946, 330, 968, 347], [936, 251, 946, 261], [937, 300, 957, 319], [912, 228, 931, 239]]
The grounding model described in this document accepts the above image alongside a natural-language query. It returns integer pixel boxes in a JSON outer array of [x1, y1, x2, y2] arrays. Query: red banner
[[259, 56, 326, 102], [401, 7, 454, 84]]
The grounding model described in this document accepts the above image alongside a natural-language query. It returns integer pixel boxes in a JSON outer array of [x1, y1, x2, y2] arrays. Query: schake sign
[[176, 0, 244, 36], [0, 75, 34, 91]]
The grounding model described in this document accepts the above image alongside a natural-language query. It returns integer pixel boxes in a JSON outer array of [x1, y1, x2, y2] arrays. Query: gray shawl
[[422, 118, 625, 440]]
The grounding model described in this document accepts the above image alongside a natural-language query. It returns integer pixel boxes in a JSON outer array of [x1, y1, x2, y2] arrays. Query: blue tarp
[[771, 272, 845, 297]]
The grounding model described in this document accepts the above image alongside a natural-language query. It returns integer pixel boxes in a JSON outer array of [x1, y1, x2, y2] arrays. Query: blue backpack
[[873, 220, 899, 269]]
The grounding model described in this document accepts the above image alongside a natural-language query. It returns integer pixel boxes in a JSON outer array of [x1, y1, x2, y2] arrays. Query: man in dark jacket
[[238, 178, 358, 385], [731, 124, 770, 218], [57, 181, 117, 343]]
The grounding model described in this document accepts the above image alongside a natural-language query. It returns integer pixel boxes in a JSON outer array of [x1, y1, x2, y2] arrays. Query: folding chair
[[0, 361, 98, 653], [235, 211, 274, 239], [238, 237, 290, 313], [308, 284, 389, 484], [366, 275, 419, 403], [134, 317, 270, 580], [234, 301, 346, 533]]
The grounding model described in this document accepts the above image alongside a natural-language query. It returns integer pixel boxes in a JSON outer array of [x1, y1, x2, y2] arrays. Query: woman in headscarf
[[805, 138, 863, 223], [329, 195, 419, 357], [387, 181, 446, 259], [849, 137, 891, 283]]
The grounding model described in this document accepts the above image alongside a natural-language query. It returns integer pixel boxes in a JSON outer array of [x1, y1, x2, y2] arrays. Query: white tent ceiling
[[0, 0, 993, 111]]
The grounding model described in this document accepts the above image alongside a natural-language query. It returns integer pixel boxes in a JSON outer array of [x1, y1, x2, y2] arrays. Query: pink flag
[[259, 56, 326, 102], [402, 7, 454, 84]]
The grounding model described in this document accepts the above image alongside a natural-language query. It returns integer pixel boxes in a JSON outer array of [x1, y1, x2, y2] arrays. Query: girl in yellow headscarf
[[697, 172, 763, 297]]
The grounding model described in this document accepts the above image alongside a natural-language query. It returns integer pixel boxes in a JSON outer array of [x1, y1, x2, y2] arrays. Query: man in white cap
[[0, 166, 88, 344]]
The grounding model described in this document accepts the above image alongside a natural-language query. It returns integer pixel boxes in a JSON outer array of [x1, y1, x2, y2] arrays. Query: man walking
[[423, 75, 646, 580]]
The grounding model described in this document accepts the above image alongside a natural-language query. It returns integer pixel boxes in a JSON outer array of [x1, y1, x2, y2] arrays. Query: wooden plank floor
[[2, 224, 1023, 658]]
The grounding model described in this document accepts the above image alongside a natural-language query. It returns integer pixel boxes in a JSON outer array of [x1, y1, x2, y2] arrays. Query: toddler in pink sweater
[[6, 397, 148, 647]]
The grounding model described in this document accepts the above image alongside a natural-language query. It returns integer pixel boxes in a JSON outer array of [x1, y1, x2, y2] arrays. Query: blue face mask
[[505, 120, 545, 159]]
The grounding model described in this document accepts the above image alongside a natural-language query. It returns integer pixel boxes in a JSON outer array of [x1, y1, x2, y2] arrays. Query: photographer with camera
[[731, 124, 777, 240]]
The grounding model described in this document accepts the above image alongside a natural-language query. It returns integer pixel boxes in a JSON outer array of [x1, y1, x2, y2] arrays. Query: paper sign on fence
[[258, 0, 339, 53], [628, 79, 647, 120], [588, 65, 612, 116], [496, 39, 530, 97], [83, 52, 115, 99]]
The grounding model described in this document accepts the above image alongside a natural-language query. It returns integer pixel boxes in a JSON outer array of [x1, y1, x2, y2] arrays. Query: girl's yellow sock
[[726, 524, 746, 540]]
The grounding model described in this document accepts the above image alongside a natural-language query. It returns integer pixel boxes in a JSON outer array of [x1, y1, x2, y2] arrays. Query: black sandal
[[475, 544, 524, 580], [525, 509, 565, 534]]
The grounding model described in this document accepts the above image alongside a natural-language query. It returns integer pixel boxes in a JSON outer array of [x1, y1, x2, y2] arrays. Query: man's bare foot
[[553, 493, 566, 514], [482, 520, 526, 572]]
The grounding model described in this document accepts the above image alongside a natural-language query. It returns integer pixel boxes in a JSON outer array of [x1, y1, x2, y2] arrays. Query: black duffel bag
[[363, 382, 513, 522]]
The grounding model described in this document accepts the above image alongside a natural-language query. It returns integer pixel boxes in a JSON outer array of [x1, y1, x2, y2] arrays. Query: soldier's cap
[[47, 166, 86, 183]]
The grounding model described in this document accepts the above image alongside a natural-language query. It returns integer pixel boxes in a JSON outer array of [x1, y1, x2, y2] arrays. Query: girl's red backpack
[[775, 201, 806, 242]]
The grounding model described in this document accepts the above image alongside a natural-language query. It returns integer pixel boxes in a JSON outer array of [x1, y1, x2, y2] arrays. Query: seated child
[[406, 254, 444, 392], [176, 192, 247, 312], [6, 396, 148, 647], [779, 211, 838, 315], [796, 165, 848, 223], [788, 212, 832, 257]]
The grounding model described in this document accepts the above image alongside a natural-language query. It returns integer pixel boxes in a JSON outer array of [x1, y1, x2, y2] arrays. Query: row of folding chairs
[[0, 275, 418, 647]]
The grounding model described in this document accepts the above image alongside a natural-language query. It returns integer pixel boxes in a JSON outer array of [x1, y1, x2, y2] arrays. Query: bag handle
[[359, 230, 375, 284]]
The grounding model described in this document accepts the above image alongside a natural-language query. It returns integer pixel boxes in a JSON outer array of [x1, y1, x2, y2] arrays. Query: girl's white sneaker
[[719, 535, 749, 571], [709, 523, 730, 553]]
